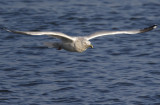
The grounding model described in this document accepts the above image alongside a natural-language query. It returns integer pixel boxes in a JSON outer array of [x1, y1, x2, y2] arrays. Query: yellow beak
[[89, 45, 93, 48]]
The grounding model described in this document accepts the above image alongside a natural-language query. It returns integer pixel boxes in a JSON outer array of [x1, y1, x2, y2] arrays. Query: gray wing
[[85, 25, 157, 40], [2, 28, 76, 42]]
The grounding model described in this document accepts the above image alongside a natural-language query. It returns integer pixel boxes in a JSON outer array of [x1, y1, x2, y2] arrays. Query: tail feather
[[44, 42, 60, 48]]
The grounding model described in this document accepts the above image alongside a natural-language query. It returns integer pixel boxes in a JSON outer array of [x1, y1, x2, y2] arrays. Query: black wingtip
[[152, 24, 157, 29], [140, 24, 157, 33], [0, 25, 7, 30], [0, 25, 13, 32]]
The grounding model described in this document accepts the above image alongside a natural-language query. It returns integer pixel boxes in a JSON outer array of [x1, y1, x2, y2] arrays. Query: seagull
[[1, 25, 157, 52]]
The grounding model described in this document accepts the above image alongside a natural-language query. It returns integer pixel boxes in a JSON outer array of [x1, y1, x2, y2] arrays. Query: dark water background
[[0, 0, 160, 105]]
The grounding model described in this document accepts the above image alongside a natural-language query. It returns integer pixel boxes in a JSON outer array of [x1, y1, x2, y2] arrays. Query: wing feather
[[86, 25, 157, 40], [3, 28, 76, 42]]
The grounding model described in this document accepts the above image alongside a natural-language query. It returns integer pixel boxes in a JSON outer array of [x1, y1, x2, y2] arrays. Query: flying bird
[[1, 25, 157, 52]]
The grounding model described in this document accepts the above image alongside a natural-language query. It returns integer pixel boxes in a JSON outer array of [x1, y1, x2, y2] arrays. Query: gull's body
[[1, 25, 157, 52], [44, 37, 92, 52]]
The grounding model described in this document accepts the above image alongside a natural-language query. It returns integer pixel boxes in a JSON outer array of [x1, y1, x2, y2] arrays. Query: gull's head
[[83, 40, 93, 49], [74, 37, 93, 52]]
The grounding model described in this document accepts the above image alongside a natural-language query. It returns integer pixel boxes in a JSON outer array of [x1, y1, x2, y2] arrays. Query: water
[[0, 0, 160, 105]]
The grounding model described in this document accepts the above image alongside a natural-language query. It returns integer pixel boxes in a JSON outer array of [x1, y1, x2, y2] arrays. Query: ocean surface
[[0, 0, 160, 105]]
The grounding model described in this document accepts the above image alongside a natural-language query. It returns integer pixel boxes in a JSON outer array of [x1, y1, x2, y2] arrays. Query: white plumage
[[2, 25, 157, 52]]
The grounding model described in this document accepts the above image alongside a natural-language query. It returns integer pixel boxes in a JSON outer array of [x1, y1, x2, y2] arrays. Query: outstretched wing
[[85, 25, 157, 40], [2, 28, 76, 42]]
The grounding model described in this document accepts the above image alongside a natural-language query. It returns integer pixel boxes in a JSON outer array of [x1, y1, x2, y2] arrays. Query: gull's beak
[[89, 44, 93, 48]]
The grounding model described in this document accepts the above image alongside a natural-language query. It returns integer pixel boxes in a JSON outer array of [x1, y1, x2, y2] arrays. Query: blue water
[[0, 0, 160, 105]]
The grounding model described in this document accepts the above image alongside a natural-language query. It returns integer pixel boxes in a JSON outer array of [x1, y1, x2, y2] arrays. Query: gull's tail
[[44, 42, 61, 50]]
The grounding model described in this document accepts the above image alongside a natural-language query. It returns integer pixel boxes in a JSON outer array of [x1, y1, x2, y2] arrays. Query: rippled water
[[0, 0, 160, 105]]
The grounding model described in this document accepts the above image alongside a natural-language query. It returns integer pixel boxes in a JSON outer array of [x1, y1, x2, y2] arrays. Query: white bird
[[1, 25, 157, 52]]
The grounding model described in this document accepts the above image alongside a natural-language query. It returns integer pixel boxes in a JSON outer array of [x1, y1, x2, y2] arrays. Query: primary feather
[[85, 25, 157, 40]]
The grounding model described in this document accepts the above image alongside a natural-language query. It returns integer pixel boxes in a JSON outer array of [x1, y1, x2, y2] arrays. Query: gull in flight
[[1, 25, 157, 52]]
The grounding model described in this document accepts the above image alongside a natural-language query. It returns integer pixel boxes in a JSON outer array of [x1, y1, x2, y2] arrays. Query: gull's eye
[[84, 42, 89, 45]]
